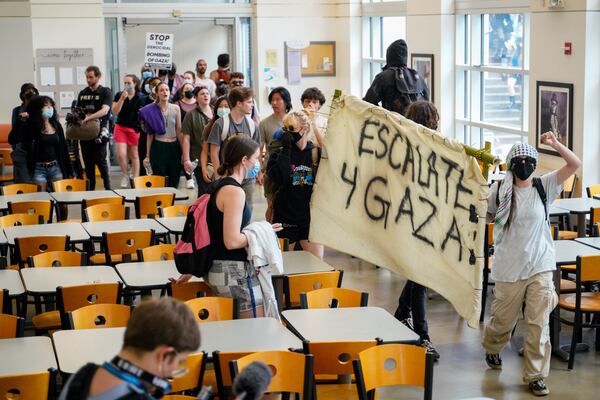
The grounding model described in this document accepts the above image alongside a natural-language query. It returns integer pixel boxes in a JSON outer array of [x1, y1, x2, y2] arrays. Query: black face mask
[[512, 160, 536, 181], [184, 91, 194, 99], [291, 132, 302, 143], [25, 91, 36, 100]]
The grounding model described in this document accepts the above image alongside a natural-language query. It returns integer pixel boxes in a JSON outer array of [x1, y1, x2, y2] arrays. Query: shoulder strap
[[220, 114, 230, 142], [245, 115, 256, 136], [64, 363, 100, 400], [532, 177, 548, 220]]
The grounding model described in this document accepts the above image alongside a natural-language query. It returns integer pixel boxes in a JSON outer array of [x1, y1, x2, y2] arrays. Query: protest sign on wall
[[144, 33, 174, 69], [310, 95, 488, 327]]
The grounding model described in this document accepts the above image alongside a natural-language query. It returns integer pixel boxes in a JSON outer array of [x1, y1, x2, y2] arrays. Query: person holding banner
[[483, 133, 580, 396]]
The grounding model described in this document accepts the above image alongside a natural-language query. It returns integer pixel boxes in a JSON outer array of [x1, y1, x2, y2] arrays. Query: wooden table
[[574, 237, 600, 250], [552, 198, 600, 237], [282, 307, 419, 343], [20, 266, 120, 295], [113, 187, 189, 203], [3, 222, 90, 245], [0, 337, 57, 375], [81, 218, 169, 239], [52, 318, 301, 374], [0, 269, 25, 314], [115, 260, 201, 290], [0, 191, 52, 211], [156, 217, 186, 234], [50, 190, 118, 205]]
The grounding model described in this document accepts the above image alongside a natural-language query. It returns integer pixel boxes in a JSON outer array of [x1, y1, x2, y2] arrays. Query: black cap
[[19, 83, 38, 101]]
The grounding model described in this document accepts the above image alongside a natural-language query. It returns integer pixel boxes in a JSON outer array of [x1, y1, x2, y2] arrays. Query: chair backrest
[[212, 351, 253, 394], [8, 200, 54, 223], [29, 250, 87, 268], [137, 243, 175, 262], [1, 183, 39, 195], [0, 370, 53, 400], [82, 196, 125, 208], [562, 174, 578, 198], [135, 193, 175, 218], [279, 238, 290, 252], [576, 255, 600, 282], [0, 213, 42, 228], [67, 304, 131, 329], [587, 184, 600, 198], [353, 344, 434, 400], [159, 204, 190, 218], [284, 270, 343, 309], [590, 207, 600, 237], [304, 340, 377, 375], [0, 148, 13, 166], [169, 352, 206, 393], [52, 178, 88, 192], [300, 287, 368, 309], [57, 282, 122, 313], [497, 163, 507, 172], [167, 281, 214, 301], [185, 297, 238, 322], [84, 203, 127, 222], [231, 351, 313, 399], [102, 230, 154, 264], [14, 235, 70, 266], [133, 175, 166, 189], [0, 313, 25, 338]]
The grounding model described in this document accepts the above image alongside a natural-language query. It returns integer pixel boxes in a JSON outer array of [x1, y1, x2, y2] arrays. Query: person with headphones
[[9, 83, 39, 183], [59, 298, 200, 399]]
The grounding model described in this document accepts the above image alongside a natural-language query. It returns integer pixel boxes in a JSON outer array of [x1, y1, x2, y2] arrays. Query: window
[[362, 16, 406, 94], [456, 13, 529, 160]]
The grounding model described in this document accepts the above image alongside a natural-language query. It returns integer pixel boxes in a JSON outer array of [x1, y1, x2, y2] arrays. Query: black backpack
[[495, 177, 548, 220], [62, 363, 151, 400], [390, 66, 428, 113]]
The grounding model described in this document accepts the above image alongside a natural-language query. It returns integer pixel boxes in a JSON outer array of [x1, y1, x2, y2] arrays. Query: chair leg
[[568, 311, 580, 370], [480, 267, 489, 322]]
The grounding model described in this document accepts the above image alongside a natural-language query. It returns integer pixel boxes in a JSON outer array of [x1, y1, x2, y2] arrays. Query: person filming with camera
[[75, 65, 112, 190]]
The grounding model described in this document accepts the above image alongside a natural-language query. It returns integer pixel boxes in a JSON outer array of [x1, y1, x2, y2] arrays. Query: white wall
[[0, 2, 34, 122], [123, 21, 229, 78]]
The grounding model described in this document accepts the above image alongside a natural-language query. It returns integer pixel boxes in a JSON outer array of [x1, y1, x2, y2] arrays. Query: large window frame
[[455, 13, 530, 159]]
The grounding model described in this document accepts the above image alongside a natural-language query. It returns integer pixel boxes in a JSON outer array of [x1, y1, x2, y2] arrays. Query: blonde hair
[[283, 110, 311, 133]]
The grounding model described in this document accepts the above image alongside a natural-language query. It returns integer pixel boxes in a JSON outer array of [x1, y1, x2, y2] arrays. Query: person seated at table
[[59, 297, 200, 400], [21, 95, 72, 191], [483, 132, 580, 396]]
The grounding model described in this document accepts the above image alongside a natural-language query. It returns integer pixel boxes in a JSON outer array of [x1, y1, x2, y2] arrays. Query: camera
[[65, 106, 86, 126]]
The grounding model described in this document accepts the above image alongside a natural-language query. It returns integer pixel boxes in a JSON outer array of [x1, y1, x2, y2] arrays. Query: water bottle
[[143, 158, 153, 175], [190, 158, 199, 172]]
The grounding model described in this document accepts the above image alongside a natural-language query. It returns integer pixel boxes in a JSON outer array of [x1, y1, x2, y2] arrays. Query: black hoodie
[[363, 39, 430, 115]]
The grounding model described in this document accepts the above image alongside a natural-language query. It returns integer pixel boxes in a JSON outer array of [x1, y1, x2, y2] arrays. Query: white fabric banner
[[310, 95, 488, 327]]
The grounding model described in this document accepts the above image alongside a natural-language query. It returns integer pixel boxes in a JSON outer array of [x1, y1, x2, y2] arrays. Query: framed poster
[[536, 81, 573, 156], [411, 53, 434, 101]]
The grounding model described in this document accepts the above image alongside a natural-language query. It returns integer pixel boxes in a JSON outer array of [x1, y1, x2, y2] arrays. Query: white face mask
[[184, 79, 193, 85]]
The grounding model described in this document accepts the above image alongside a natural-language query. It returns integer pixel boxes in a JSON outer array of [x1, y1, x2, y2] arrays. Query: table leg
[[577, 214, 587, 237], [272, 277, 284, 312]]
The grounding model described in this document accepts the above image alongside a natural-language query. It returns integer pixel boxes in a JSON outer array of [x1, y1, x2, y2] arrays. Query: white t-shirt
[[487, 171, 563, 282], [195, 77, 217, 98]]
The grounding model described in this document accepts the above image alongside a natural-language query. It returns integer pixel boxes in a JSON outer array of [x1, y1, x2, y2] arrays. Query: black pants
[[394, 280, 429, 340], [184, 164, 210, 196], [80, 139, 111, 190]]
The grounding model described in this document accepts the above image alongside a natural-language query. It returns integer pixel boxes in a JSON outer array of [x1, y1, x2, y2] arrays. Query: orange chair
[[284, 270, 343, 309], [586, 184, 600, 199], [8, 199, 54, 223], [67, 304, 131, 329], [14, 235, 70, 268], [159, 204, 190, 218], [81, 196, 125, 220], [133, 175, 166, 189], [279, 237, 290, 251], [29, 250, 88, 268], [168, 352, 207, 394], [300, 288, 368, 309], [185, 297, 239, 322], [212, 351, 253, 397], [135, 193, 175, 218], [167, 281, 214, 301], [0, 288, 8, 314], [590, 207, 600, 237], [353, 343, 434, 400], [137, 243, 175, 262], [52, 178, 88, 192], [89, 230, 154, 265], [0, 213, 42, 228], [0, 313, 25, 338], [84, 203, 127, 222], [1, 183, 39, 195], [230, 351, 314, 400], [0, 369, 56, 400]]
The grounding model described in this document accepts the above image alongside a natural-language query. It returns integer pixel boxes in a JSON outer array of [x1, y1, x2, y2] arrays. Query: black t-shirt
[[37, 132, 59, 162], [77, 85, 113, 128], [113, 91, 146, 129]]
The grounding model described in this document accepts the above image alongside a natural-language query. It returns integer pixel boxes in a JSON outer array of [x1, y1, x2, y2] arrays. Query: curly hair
[[405, 101, 439, 130]]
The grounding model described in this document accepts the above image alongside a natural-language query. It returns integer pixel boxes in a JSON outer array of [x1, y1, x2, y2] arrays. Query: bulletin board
[[285, 41, 336, 78], [35, 48, 94, 117]]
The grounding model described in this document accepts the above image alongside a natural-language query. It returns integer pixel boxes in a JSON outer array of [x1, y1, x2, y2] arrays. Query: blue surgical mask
[[217, 107, 230, 118], [142, 71, 153, 79], [144, 83, 151, 93], [41, 107, 54, 119], [184, 79, 193, 85]]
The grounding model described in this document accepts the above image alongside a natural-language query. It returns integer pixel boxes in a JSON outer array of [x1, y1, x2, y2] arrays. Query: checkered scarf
[[493, 143, 539, 244]]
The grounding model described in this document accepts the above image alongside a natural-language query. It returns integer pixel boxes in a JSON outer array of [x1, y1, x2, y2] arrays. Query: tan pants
[[482, 271, 558, 383]]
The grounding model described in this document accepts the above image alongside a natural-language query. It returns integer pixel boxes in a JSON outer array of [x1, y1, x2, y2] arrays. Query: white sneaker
[[186, 179, 195, 189], [120, 175, 129, 188]]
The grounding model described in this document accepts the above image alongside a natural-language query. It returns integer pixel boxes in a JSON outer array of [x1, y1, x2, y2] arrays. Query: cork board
[[286, 41, 336, 77]]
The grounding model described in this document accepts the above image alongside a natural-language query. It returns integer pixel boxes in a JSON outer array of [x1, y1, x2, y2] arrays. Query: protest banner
[[310, 94, 488, 327], [144, 33, 174, 69]]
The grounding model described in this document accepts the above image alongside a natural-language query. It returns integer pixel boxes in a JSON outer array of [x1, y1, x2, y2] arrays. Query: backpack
[[62, 363, 150, 400], [495, 177, 548, 220], [221, 114, 259, 178], [174, 194, 213, 277], [389, 66, 428, 113]]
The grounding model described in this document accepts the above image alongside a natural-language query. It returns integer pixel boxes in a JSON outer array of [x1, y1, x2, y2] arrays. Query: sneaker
[[528, 379, 549, 396], [186, 179, 195, 189], [120, 175, 129, 188], [420, 339, 440, 361], [485, 353, 502, 369], [399, 317, 414, 331]]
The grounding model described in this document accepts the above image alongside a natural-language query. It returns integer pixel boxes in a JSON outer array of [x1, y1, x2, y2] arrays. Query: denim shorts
[[33, 162, 63, 185]]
